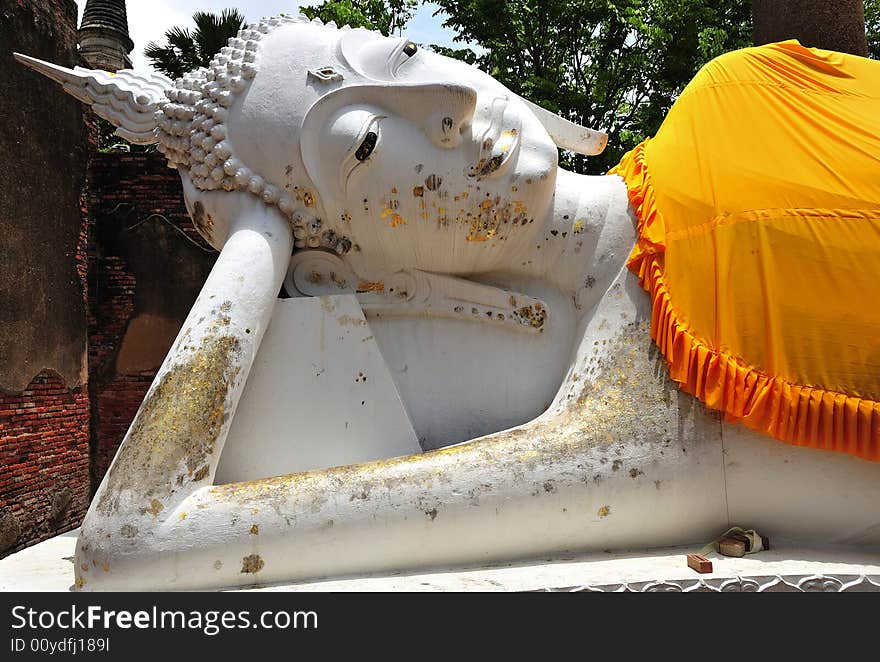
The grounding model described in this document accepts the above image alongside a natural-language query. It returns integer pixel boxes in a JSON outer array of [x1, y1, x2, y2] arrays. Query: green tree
[[301, 0, 417, 35], [430, 0, 752, 174], [144, 9, 247, 78], [96, 117, 137, 153], [866, 0, 880, 58]]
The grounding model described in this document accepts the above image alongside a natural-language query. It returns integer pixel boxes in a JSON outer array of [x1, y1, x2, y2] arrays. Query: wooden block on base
[[687, 553, 713, 574]]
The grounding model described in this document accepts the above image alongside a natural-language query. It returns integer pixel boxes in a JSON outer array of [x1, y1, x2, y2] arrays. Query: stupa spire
[[77, 0, 134, 71]]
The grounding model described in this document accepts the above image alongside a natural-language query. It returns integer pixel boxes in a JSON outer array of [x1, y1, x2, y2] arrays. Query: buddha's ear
[[14, 53, 172, 144], [517, 95, 608, 156]]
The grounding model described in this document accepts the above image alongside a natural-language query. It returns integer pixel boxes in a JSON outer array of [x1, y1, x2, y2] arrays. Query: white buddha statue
[[16, 15, 880, 591]]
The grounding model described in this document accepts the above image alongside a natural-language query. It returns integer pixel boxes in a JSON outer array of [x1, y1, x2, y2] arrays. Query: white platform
[[2, 530, 878, 592]]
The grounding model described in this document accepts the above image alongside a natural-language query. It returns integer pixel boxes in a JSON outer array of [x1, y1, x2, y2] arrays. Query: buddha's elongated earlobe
[[14, 53, 171, 144], [518, 95, 608, 156]]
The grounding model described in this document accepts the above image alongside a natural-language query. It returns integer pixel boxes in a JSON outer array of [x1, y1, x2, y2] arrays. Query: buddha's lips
[[467, 96, 522, 180]]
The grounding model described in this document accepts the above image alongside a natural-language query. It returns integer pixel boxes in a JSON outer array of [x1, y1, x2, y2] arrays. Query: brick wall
[[87, 153, 216, 487], [1, 146, 215, 557], [0, 0, 92, 556], [0, 1, 217, 556], [0, 373, 90, 555], [0, 112, 94, 557]]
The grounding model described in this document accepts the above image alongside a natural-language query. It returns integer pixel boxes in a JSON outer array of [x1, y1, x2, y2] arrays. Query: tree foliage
[[301, 0, 417, 36], [144, 9, 247, 78], [430, 0, 752, 174], [96, 116, 141, 153], [866, 0, 880, 58]]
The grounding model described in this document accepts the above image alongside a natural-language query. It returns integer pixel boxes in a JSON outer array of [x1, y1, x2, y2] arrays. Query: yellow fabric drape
[[609, 40, 880, 461]]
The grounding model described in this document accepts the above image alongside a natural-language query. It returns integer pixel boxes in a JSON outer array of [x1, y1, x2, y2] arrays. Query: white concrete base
[[216, 295, 420, 482], [3, 530, 877, 592], [0, 531, 80, 592]]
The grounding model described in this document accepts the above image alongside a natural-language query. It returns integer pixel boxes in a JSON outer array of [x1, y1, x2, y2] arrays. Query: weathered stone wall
[[87, 153, 216, 485], [753, 0, 868, 57], [0, 0, 91, 555]]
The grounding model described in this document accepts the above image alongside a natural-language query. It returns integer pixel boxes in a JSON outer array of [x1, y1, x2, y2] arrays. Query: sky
[[74, 1, 461, 71]]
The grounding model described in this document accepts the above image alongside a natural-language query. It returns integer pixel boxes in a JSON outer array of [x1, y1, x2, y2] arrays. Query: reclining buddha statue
[[16, 15, 880, 590]]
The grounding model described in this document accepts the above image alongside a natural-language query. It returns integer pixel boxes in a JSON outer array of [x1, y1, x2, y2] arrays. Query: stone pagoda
[[77, 0, 133, 72]]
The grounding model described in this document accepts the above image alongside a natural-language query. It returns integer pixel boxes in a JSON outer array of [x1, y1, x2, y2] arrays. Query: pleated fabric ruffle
[[611, 139, 880, 461]]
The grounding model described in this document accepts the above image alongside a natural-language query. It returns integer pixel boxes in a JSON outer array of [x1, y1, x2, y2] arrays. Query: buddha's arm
[[74, 195, 292, 588], [73, 258, 729, 591]]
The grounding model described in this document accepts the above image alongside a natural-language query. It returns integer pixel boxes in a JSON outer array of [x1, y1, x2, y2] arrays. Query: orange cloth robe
[[610, 41, 880, 461]]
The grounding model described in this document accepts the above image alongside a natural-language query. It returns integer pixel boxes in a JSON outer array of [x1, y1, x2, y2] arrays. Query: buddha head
[[18, 14, 606, 278]]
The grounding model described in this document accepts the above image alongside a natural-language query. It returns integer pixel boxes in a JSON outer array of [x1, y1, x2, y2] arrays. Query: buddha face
[[225, 21, 559, 276]]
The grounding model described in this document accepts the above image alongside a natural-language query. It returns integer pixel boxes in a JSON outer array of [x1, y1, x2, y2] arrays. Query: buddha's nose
[[387, 82, 477, 149], [422, 83, 477, 149]]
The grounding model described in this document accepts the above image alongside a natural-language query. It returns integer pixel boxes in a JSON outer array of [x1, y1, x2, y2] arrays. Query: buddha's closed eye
[[341, 32, 420, 81], [341, 113, 384, 192], [388, 40, 419, 78], [355, 131, 378, 161], [309, 106, 387, 195]]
